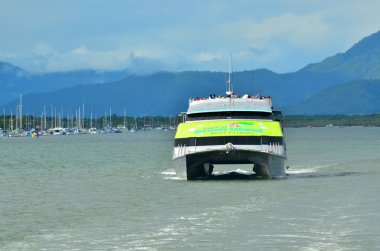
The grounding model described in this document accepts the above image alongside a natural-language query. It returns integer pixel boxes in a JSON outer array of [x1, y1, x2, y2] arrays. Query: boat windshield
[[187, 111, 273, 121]]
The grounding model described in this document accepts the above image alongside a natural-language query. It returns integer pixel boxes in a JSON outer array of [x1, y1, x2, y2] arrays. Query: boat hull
[[173, 149, 286, 180]]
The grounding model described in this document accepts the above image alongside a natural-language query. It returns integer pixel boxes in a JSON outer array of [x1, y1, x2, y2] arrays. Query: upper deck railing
[[187, 95, 273, 115]]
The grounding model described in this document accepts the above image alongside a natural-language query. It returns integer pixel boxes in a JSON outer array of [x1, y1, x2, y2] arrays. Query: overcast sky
[[1, 0, 380, 73]]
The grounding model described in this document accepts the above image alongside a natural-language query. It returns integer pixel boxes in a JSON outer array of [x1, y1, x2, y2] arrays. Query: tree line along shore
[[283, 114, 380, 127]]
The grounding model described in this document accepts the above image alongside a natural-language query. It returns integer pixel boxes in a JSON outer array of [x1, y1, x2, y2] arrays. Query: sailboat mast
[[3, 108, 5, 130], [54, 107, 57, 128], [19, 94, 22, 130], [43, 106, 46, 130], [10, 110, 13, 131], [77, 108, 80, 129], [109, 107, 112, 127], [82, 104, 85, 129], [90, 108, 93, 128], [123, 109, 126, 128]]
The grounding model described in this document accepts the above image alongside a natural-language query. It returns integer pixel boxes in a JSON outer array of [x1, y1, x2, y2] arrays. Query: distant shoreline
[[283, 114, 380, 128], [2, 114, 380, 131]]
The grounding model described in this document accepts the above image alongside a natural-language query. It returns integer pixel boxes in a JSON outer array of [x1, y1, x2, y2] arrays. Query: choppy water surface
[[1, 127, 380, 250]]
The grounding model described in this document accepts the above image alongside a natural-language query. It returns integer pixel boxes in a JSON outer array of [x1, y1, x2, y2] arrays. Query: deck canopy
[[187, 98, 272, 115]]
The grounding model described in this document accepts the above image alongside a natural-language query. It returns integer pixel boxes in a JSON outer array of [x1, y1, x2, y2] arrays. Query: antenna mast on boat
[[226, 55, 233, 96], [251, 56, 254, 95]]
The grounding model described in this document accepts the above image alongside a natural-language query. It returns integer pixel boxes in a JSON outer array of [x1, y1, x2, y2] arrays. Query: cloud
[[319, 0, 380, 51], [216, 12, 331, 50], [72, 46, 90, 55], [1, 0, 380, 73], [15, 45, 177, 74], [33, 43, 55, 56], [193, 52, 223, 62]]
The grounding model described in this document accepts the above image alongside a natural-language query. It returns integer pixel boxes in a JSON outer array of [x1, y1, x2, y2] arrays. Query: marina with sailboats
[[0, 95, 178, 137]]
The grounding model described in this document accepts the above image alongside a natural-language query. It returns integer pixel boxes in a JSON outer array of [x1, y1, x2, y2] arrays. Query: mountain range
[[1, 30, 380, 116], [0, 62, 129, 105]]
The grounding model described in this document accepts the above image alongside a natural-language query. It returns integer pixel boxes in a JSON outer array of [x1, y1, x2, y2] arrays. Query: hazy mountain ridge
[[3, 69, 373, 116], [300, 30, 380, 79], [0, 61, 129, 105], [2, 30, 380, 115], [285, 79, 380, 115]]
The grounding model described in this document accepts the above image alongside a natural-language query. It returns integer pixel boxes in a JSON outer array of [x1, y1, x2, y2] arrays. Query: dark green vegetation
[[284, 114, 380, 127], [2, 31, 380, 116]]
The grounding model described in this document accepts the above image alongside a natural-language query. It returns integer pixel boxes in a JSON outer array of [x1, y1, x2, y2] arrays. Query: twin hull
[[173, 119, 286, 180]]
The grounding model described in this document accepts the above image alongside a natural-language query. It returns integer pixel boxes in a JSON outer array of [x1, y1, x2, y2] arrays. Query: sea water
[[1, 127, 380, 250]]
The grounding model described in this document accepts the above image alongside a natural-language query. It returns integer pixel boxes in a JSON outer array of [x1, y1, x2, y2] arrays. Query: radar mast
[[226, 56, 233, 97]]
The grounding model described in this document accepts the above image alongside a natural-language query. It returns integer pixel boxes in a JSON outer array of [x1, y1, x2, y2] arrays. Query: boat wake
[[286, 164, 357, 179], [161, 169, 184, 180], [163, 164, 357, 181], [123, 200, 263, 250], [162, 168, 279, 180]]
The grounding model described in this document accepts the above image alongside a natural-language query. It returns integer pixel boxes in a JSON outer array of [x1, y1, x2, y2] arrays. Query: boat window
[[273, 110, 283, 122], [187, 111, 273, 121]]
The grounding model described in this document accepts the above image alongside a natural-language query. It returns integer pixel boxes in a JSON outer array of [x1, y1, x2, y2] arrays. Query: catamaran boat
[[172, 73, 287, 180]]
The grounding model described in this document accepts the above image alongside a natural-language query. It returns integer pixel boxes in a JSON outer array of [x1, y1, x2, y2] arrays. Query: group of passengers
[[189, 94, 272, 102]]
